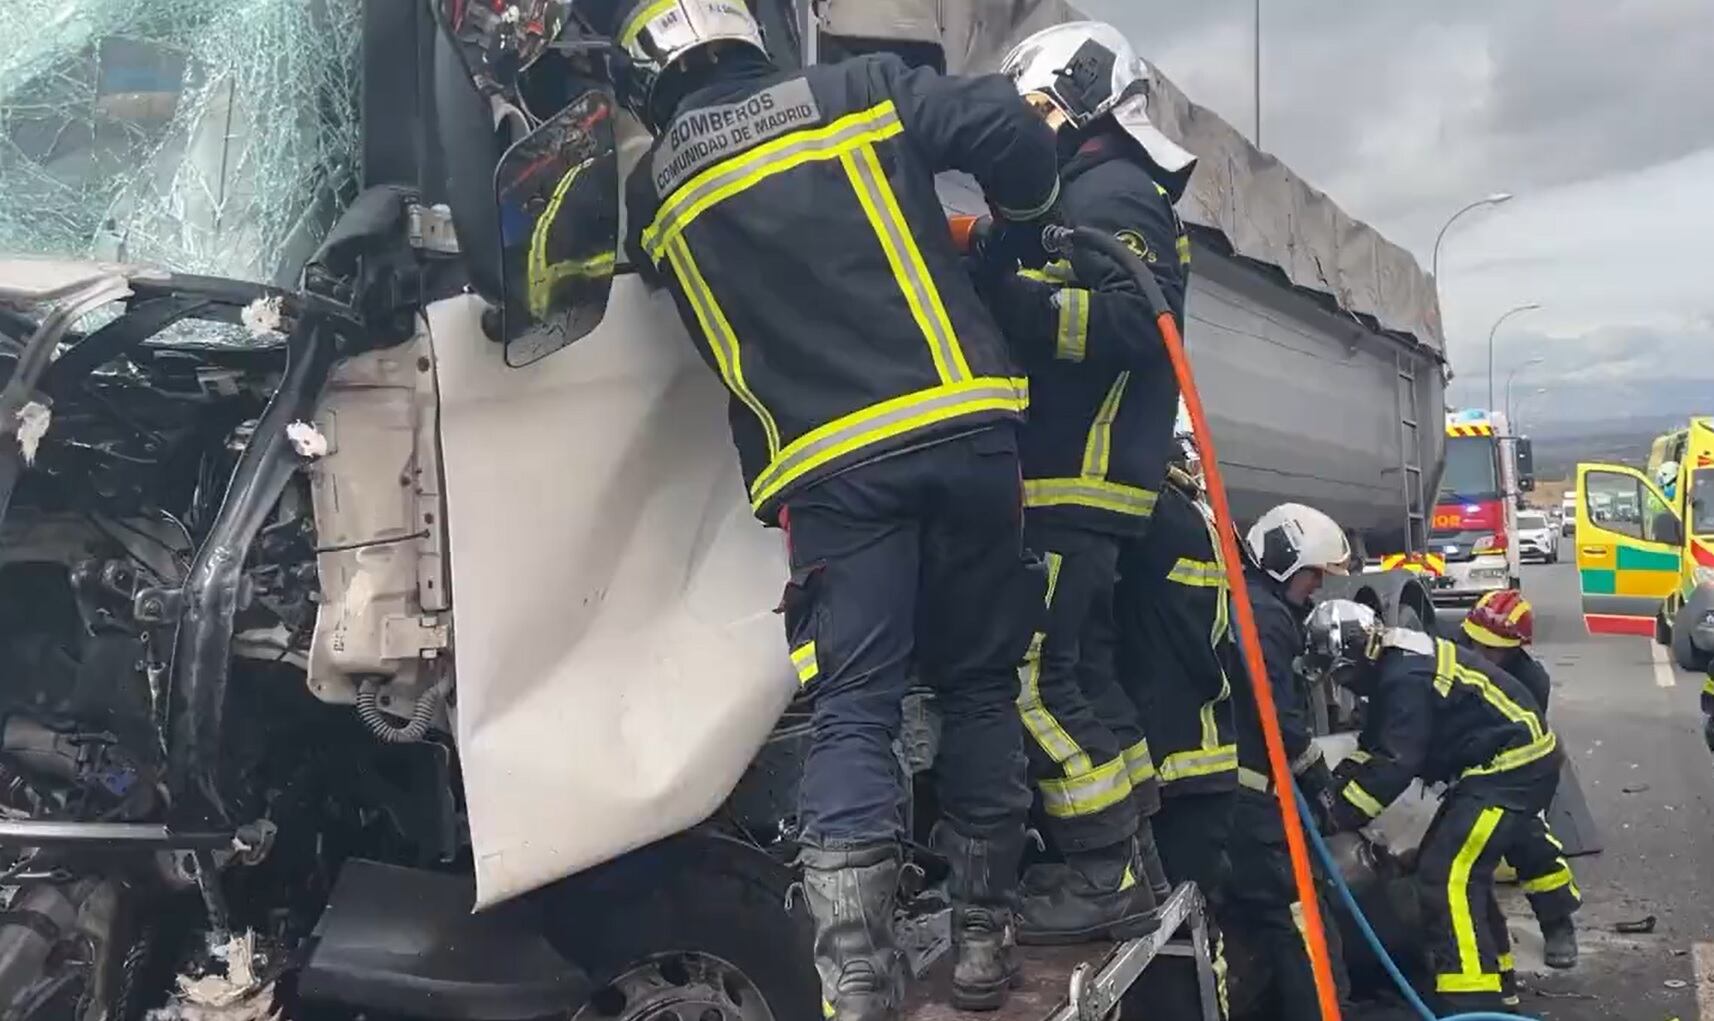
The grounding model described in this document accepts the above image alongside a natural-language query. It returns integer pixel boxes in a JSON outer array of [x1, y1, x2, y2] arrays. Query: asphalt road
[[1452, 559, 1714, 1021]]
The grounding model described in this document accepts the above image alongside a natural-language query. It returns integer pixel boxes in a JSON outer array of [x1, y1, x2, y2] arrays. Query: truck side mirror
[[494, 89, 620, 365], [1516, 437, 1536, 492]]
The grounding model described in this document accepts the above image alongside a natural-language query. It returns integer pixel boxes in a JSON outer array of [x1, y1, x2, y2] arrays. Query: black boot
[[1541, 915, 1578, 969], [1135, 816, 1172, 902], [1016, 835, 1160, 945], [932, 822, 1025, 1011], [798, 845, 905, 1021]]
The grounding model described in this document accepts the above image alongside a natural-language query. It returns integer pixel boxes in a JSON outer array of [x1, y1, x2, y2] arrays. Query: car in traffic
[[1561, 491, 1578, 534], [1519, 510, 1560, 562]]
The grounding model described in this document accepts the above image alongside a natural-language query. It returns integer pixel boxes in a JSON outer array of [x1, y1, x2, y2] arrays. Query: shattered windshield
[[0, 0, 362, 301]]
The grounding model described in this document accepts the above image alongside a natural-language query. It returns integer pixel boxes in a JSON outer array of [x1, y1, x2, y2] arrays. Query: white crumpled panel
[[0, 0, 361, 287]]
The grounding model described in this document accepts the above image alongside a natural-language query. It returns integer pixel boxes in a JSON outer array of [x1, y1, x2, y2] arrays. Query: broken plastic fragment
[[285, 421, 329, 459], [241, 297, 285, 338], [15, 401, 51, 465], [147, 931, 280, 1021]]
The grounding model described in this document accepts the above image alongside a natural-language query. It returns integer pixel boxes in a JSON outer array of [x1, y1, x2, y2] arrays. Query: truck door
[[1575, 462, 1681, 635]]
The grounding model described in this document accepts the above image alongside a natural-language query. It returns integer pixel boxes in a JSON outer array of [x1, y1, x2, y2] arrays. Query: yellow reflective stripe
[[1176, 234, 1191, 266], [1161, 744, 1238, 783], [617, 0, 678, 47], [1497, 951, 1516, 972], [1341, 781, 1386, 819], [1521, 862, 1575, 895], [1167, 557, 1225, 588], [821, 996, 835, 1019], [1463, 731, 1557, 778], [1018, 259, 1075, 285], [748, 377, 1028, 511], [1238, 767, 1272, 792], [1436, 972, 1503, 994], [1433, 638, 1457, 696], [642, 102, 905, 257], [841, 143, 970, 383], [1702, 676, 1714, 697], [526, 158, 600, 317], [1055, 288, 1090, 362], [1022, 478, 1157, 517], [1345, 749, 1373, 766], [1081, 371, 1130, 477], [1121, 736, 1157, 785], [791, 642, 819, 686], [1038, 754, 1132, 819], [1017, 552, 1093, 775], [1447, 805, 1505, 989], [1506, 600, 1531, 624], [663, 238, 782, 456]]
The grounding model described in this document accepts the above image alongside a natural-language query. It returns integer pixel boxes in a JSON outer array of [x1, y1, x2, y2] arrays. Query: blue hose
[[1290, 783, 1537, 1021]]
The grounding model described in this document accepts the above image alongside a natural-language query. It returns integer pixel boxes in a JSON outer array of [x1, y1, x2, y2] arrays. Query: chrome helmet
[[997, 21, 1197, 198], [1303, 599, 1382, 684], [612, 0, 766, 130]]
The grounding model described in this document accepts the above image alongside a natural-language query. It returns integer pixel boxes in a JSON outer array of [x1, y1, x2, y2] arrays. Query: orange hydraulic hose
[[1035, 224, 1343, 1021], [1156, 306, 1343, 1021]]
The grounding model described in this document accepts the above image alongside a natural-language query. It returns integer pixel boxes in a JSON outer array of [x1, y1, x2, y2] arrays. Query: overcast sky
[[1080, 0, 1714, 431]]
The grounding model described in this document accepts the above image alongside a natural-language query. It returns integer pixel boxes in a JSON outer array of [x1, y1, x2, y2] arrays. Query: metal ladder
[[899, 881, 1221, 1021], [1396, 351, 1426, 556]]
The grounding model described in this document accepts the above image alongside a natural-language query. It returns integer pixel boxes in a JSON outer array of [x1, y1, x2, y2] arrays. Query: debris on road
[[1613, 915, 1657, 934]]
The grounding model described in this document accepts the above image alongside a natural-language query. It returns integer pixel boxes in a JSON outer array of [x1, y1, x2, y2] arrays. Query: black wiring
[[314, 529, 432, 554]]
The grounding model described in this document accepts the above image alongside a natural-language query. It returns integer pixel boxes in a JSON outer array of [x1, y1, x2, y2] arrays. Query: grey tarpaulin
[[821, 0, 1446, 354]]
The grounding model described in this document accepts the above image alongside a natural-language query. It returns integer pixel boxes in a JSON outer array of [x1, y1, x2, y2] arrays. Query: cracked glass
[[0, 0, 363, 290]]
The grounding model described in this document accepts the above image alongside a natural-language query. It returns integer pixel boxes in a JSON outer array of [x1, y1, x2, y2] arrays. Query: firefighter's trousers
[[1126, 790, 1237, 1018], [1417, 785, 1555, 1011], [1224, 789, 1349, 1021], [1018, 520, 1142, 852], [785, 429, 1038, 850]]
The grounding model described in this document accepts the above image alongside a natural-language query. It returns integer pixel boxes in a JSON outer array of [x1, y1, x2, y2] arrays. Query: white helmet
[[1303, 599, 1381, 678], [612, 0, 766, 129], [1245, 503, 1351, 584], [997, 21, 1197, 199], [1657, 460, 1680, 491]]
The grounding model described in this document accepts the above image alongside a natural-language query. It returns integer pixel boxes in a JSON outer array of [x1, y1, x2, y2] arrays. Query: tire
[[1671, 610, 1711, 672], [1655, 612, 1672, 647], [549, 833, 819, 1020]]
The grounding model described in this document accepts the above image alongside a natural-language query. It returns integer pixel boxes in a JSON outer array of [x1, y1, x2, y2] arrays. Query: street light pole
[[1504, 356, 1546, 422], [1432, 192, 1514, 284], [1487, 304, 1542, 412]]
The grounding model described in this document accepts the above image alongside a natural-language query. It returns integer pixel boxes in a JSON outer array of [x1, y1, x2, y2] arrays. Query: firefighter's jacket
[[978, 131, 1190, 535], [1229, 570, 1324, 794], [624, 55, 1058, 522], [1450, 631, 1552, 713], [1118, 480, 1238, 795], [1331, 634, 1560, 830]]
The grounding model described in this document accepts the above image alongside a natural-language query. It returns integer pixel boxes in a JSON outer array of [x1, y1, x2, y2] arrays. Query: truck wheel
[[551, 833, 819, 1021], [1671, 610, 1711, 672]]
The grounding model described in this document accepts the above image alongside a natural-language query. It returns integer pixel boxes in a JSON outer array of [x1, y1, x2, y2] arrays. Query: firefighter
[[1222, 502, 1352, 1020], [979, 19, 1199, 944], [599, 2, 1062, 1016], [1457, 590, 1581, 969], [1305, 599, 1562, 1014]]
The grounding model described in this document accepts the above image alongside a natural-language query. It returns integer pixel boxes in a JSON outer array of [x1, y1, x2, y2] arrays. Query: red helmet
[[1463, 590, 1534, 648]]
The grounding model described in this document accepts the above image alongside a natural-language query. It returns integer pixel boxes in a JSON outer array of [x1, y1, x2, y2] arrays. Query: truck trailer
[[0, 0, 1448, 1018]]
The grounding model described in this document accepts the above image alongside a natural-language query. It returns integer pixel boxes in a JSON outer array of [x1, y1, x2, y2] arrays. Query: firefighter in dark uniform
[[1224, 502, 1353, 1020], [599, 2, 1062, 1016], [1305, 599, 1563, 1015], [1457, 590, 1581, 969], [978, 20, 1199, 943]]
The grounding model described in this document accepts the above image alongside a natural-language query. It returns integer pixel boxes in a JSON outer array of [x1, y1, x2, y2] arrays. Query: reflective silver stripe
[[1021, 478, 1157, 517], [749, 378, 1027, 510], [664, 237, 781, 456], [1080, 371, 1130, 477], [1291, 743, 1325, 775], [1159, 744, 1238, 783], [840, 143, 968, 382], [641, 102, 905, 258], [1055, 288, 1089, 362], [1237, 767, 1272, 792], [1039, 754, 1132, 819]]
